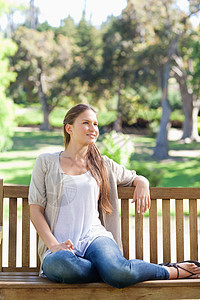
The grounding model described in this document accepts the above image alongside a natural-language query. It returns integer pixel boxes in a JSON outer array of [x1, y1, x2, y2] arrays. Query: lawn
[[0, 128, 200, 187], [130, 135, 200, 187], [0, 130, 63, 185]]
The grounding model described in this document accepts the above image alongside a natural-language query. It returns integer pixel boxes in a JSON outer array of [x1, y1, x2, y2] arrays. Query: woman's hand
[[50, 239, 75, 254], [131, 176, 151, 214]]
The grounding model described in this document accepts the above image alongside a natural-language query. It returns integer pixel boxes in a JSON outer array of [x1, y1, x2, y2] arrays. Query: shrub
[[129, 161, 164, 187], [0, 93, 15, 151], [99, 131, 134, 168]]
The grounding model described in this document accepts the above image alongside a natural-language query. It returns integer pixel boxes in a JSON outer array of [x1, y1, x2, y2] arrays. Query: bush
[[129, 161, 164, 187], [0, 93, 15, 151], [99, 131, 134, 168]]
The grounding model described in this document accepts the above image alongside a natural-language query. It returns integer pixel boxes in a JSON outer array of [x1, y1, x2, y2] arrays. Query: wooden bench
[[0, 178, 200, 299]]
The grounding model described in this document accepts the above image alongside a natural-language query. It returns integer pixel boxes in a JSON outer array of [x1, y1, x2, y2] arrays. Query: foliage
[[182, 27, 200, 99], [99, 131, 134, 168], [0, 29, 17, 151], [8, 26, 74, 129], [0, 93, 16, 151], [129, 160, 164, 187]]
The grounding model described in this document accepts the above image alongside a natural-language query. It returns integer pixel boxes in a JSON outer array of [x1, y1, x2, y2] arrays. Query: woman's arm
[[30, 204, 74, 253], [132, 175, 151, 215]]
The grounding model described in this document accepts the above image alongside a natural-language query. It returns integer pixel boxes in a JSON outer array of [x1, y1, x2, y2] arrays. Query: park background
[[0, 0, 200, 189], [0, 0, 200, 265]]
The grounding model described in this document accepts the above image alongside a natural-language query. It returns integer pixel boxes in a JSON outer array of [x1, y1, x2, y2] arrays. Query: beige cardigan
[[28, 152, 136, 264]]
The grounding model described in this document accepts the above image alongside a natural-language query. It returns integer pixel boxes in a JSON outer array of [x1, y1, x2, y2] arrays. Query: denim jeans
[[42, 236, 169, 289]]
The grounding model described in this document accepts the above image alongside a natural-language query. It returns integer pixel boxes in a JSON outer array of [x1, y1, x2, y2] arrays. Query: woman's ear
[[65, 124, 72, 134]]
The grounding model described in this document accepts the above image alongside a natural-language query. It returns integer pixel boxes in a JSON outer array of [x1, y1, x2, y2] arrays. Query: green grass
[[1, 128, 200, 188], [129, 136, 200, 187], [0, 130, 63, 185]]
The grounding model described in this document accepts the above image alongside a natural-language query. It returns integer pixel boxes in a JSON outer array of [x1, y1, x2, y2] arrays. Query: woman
[[29, 104, 200, 289]]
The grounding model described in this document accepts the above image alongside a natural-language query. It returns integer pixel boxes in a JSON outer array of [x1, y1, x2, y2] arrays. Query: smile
[[87, 134, 96, 138]]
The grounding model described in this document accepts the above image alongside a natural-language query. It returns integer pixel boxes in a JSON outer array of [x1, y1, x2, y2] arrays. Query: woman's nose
[[90, 123, 96, 130]]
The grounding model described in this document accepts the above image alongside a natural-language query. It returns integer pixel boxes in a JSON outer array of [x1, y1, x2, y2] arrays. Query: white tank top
[[45, 171, 114, 258]]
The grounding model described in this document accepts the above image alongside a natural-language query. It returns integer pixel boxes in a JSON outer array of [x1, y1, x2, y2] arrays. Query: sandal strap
[[160, 262, 196, 279]]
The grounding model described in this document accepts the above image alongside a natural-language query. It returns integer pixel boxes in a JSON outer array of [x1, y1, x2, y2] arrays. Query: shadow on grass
[[10, 131, 63, 152], [169, 141, 200, 151], [1, 156, 36, 163]]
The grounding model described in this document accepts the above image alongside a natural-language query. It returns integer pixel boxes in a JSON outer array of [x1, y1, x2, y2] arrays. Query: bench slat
[[22, 198, 30, 267], [9, 198, 17, 268], [117, 187, 200, 200], [4, 185, 200, 200], [2, 267, 39, 272], [3, 185, 29, 198], [189, 199, 198, 260], [162, 199, 171, 263], [135, 209, 143, 260], [0, 179, 3, 271], [175, 200, 184, 262], [121, 199, 129, 260], [149, 199, 157, 263]]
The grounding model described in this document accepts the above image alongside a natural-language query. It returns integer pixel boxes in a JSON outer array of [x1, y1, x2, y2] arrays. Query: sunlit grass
[[0, 129, 200, 187]]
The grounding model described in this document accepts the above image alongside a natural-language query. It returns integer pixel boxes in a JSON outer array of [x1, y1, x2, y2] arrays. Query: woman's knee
[[101, 262, 139, 289], [42, 250, 83, 283]]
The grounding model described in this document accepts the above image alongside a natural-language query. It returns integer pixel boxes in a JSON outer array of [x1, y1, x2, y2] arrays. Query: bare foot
[[163, 262, 200, 279]]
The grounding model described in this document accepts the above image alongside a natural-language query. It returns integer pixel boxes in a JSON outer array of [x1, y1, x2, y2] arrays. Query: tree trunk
[[39, 88, 51, 131], [172, 55, 200, 142], [153, 97, 172, 159], [153, 61, 172, 159], [38, 71, 52, 131], [113, 88, 122, 132]]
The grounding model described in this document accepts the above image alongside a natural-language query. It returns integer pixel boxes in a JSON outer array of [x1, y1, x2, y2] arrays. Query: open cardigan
[[28, 152, 137, 264]]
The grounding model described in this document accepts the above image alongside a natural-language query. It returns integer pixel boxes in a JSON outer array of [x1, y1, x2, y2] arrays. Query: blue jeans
[[42, 236, 169, 289]]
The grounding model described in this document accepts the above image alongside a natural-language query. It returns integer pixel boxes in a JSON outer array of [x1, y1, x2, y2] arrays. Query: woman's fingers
[[135, 196, 151, 214], [65, 239, 73, 248]]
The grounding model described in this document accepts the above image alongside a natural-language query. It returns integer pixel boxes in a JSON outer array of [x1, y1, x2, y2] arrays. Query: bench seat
[[1, 272, 200, 299]]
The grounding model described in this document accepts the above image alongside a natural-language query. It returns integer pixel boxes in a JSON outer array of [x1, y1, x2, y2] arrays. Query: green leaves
[[0, 33, 17, 151]]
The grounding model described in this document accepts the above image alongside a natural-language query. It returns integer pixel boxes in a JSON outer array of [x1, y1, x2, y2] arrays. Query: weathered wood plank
[[149, 199, 157, 264], [175, 200, 184, 262], [117, 187, 200, 200], [162, 199, 171, 263], [189, 199, 198, 260], [1, 280, 200, 300], [37, 233, 40, 270], [9, 198, 17, 268], [121, 199, 129, 260], [4, 185, 29, 198], [2, 267, 39, 272], [22, 198, 30, 267], [0, 179, 3, 271], [4, 185, 200, 200], [135, 209, 143, 260]]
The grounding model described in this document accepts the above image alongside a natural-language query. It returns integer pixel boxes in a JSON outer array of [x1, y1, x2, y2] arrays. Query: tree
[[60, 15, 103, 107], [172, 27, 200, 142], [9, 26, 73, 130], [101, 3, 141, 131], [0, 3, 17, 151], [127, 0, 200, 158]]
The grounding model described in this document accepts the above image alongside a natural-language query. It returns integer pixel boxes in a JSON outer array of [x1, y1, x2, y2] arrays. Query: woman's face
[[66, 109, 99, 146]]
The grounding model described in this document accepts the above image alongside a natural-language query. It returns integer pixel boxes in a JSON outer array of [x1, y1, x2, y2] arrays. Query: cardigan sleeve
[[28, 154, 47, 208], [102, 155, 137, 187]]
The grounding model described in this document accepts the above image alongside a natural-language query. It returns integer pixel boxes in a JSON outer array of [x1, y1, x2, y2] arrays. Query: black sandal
[[160, 260, 200, 279]]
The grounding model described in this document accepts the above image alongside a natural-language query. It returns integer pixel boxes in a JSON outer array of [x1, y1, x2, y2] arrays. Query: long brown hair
[[63, 104, 112, 214]]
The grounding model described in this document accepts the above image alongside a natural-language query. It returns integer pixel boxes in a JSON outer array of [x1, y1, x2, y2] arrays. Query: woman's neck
[[62, 144, 88, 161]]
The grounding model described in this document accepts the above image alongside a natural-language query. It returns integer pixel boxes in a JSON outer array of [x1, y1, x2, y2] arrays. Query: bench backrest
[[1, 179, 200, 272]]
